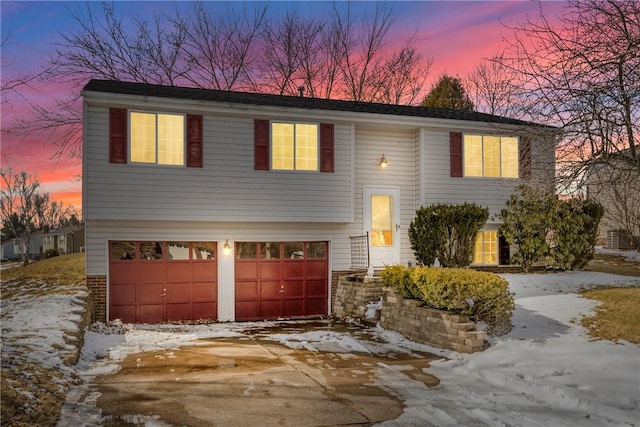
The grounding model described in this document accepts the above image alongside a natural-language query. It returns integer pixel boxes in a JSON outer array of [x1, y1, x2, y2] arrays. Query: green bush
[[551, 199, 604, 270], [45, 249, 60, 259], [379, 264, 417, 299], [409, 203, 489, 268], [381, 265, 515, 335]]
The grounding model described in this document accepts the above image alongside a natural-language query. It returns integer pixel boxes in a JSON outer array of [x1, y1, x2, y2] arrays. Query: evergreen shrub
[[380, 265, 515, 335]]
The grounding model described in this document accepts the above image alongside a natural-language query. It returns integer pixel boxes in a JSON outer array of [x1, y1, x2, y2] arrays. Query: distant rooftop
[[84, 79, 542, 127]]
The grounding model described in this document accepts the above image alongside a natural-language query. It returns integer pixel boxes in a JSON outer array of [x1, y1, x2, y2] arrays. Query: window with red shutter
[[109, 108, 127, 164], [450, 132, 463, 177]]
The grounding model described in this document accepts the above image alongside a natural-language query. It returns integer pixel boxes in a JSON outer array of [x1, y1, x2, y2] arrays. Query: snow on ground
[[596, 246, 640, 262], [4, 268, 640, 426]]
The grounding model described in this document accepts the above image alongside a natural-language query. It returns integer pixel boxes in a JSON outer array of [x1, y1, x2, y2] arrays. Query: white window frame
[[463, 134, 519, 178], [129, 111, 186, 166], [271, 122, 319, 172]]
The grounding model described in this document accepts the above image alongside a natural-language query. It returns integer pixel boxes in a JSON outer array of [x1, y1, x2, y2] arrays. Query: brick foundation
[[86, 275, 107, 322]]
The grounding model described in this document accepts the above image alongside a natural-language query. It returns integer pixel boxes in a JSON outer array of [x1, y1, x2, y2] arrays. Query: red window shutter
[[254, 119, 270, 170], [109, 108, 127, 164], [186, 115, 203, 168], [450, 132, 463, 177], [319, 123, 334, 173], [519, 136, 532, 179]]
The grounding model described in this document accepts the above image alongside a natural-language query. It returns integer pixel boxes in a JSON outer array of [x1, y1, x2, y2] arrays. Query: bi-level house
[[83, 79, 555, 324]]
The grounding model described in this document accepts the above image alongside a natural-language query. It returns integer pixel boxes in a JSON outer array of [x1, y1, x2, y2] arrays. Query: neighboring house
[[42, 225, 85, 255], [82, 79, 555, 324], [1, 239, 16, 260], [586, 156, 640, 249], [14, 231, 43, 260]]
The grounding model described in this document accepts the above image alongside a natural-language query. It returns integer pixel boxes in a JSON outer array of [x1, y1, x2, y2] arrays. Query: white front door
[[364, 187, 401, 267]]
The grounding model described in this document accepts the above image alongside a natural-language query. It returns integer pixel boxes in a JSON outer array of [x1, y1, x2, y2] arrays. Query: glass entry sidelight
[[365, 187, 401, 267]]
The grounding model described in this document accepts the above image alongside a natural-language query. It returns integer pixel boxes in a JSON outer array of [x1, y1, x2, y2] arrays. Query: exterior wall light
[[378, 154, 388, 168], [223, 239, 232, 255]]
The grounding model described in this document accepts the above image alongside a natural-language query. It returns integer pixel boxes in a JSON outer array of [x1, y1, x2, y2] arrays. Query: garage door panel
[[236, 281, 259, 300], [193, 302, 217, 320], [138, 283, 164, 303], [192, 282, 217, 301], [192, 263, 217, 282], [283, 262, 304, 278], [236, 262, 258, 280], [110, 283, 136, 304], [306, 260, 328, 278], [110, 264, 137, 284], [236, 301, 259, 320], [306, 298, 327, 316], [259, 262, 281, 280], [138, 263, 166, 284], [260, 281, 283, 299], [110, 305, 136, 323], [284, 281, 304, 297], [166, 263, 192, 283], [260, 300, 283, 318], [284, 300, 305, 317], [166, 303, 191, 321], [306, 280, 328, 297], [138, 304, 164, 323], [166, 283, 190, 303]]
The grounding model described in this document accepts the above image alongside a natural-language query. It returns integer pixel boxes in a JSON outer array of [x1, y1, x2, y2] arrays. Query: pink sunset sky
[[1, 1, 566, 214]]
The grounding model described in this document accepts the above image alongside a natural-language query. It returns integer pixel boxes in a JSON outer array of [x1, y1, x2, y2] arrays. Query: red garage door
[[235, 242, 329, 321], [109, 241, 217, 323]]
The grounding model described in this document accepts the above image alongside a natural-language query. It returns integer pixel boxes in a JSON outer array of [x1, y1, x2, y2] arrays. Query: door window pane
[[236, 242, 257, 259], [111, 241, 136, 260], [167, 242, 190, 260], [261, 242, 281, 259], [472, 231, 498, 265], [193, 243, 215, 260], [306, 242, 327, 259], [371, 195, 393, 246], [285, 242, 304, 259], [140, 242, 163, 260]]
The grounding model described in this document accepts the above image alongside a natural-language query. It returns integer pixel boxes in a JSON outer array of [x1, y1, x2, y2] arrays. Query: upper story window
[[130, 112, 185, 165], [464, 135, 519, 178], [109, 108, 203, 168], [254, 119, 334, 173], [271, 122, 319, 171], [451, 132, 530, 179]]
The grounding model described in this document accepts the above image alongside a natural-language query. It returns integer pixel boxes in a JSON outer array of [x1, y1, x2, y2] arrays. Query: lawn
[[581, 287, 640, 344]]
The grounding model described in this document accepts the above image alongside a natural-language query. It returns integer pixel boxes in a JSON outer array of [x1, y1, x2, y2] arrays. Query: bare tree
[[494, 0, 639, 244], [176, 2, 266, 91], [256, 10, 324, 96], [497, 0, 639, 185], [1, 168, 76, 262], [465, 53, 518, 117]]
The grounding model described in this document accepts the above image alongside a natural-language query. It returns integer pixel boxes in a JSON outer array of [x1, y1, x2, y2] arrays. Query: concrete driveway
[[91, 323, 439, 427]]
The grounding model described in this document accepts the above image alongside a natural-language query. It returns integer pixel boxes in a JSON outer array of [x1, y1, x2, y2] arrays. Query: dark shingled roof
[[84, 79, 538, 126]]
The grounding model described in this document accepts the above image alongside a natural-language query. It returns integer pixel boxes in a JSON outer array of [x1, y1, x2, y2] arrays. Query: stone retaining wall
[[333, 276, 487, 353], [380, 289, 486, 353], [333, 275, 386, 321]]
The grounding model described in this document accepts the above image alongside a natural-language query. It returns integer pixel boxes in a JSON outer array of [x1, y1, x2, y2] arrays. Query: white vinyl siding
[[84, 106, 352, 223], [421, 129, 524, 218]]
